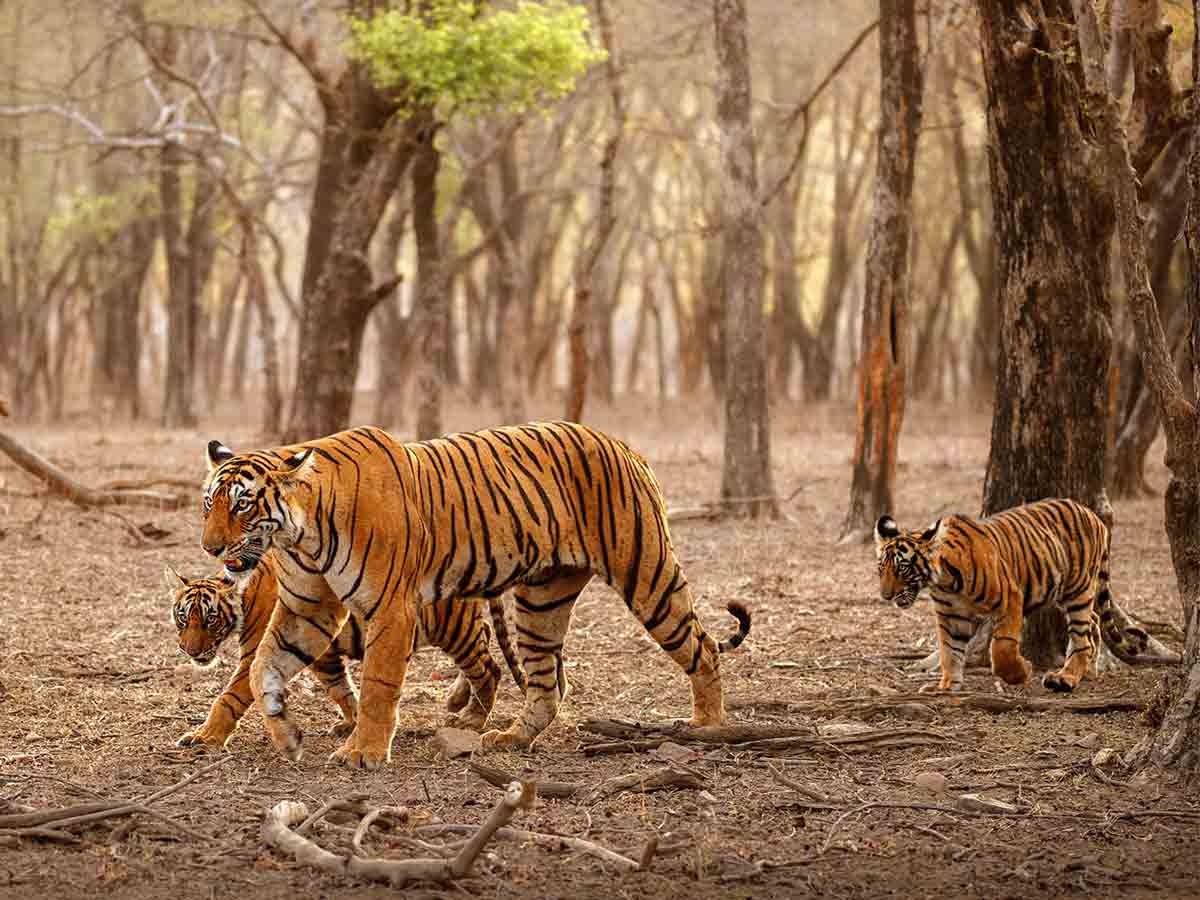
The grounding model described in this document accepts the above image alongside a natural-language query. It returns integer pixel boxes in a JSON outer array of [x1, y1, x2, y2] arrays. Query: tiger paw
[[175, 726, 230, 749], [444, 674, 472, 715], [480, 727, 533, 751], [326, 719, 356, 740], [1041, 671, 1077, 693], [329, 742, 387, 771]]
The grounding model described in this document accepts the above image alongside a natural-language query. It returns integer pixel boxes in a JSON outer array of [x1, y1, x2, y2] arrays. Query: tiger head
[[874, 516, 945, 609], [165, 567, 240, 667], [200, 440, 316, 579]]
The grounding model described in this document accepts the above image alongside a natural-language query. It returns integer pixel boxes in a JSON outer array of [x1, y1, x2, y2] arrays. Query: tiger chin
[[166, 556, 524, 752], [874, 498, 1149, 695], [200, 422, 752, 770]]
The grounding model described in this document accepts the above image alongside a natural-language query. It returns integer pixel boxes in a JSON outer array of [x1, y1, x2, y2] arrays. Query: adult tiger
[[875, 498, 1148, 693], [200, 422, 751, 769], [166, 555, 524, 749]]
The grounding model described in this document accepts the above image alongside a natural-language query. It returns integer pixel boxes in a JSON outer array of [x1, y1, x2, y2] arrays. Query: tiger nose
[[202, 538, 226, 558]]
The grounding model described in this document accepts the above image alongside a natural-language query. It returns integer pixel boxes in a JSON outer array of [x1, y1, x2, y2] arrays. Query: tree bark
[[566, 0, 623, 423], [973, 0, 1123, 669], [840, 0, 923, 540], [411, 118, 445, 442], [1079, 0, 1200, 773], [713, 0, 775, 517], [283, 56, 417, 443]]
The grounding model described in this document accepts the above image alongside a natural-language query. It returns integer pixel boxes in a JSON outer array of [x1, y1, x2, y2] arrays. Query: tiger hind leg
[[425, 600, 500, 732], [628, 564, 730, 728], [481, 571, 590, 751], [1043, 588, 1098, 692], [308, 646, 359, 739]]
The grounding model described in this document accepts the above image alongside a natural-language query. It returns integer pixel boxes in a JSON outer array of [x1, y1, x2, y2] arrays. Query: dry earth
[[0, 397, 1195, 900]]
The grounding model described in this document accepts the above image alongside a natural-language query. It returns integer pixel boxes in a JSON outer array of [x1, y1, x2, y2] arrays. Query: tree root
[[261, 781, 536, 887]]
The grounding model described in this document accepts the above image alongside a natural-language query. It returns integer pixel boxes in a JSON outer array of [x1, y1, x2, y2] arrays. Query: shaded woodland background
[[0, 0, 1018, 432]]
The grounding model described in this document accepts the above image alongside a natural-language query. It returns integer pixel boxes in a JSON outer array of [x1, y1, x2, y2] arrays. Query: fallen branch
[[0, 756, 227, 842], [466, 760, 707, 802], [767, 764, 835, 804], [416, 822, 642, 872], [0, 432, 185, 509], [262, 781, 537, 887], [727, 691, 1144, 718], [577, 718, 955, 756]]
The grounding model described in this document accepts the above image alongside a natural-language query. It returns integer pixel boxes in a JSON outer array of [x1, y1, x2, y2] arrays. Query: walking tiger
[[199, 421, 751, 769], [874, 498, 1149, 692]]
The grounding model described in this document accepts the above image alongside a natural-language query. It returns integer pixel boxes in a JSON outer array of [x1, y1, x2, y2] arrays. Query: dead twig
[[0, 432, 185, 509], [416, 822, 642, 872], [467, 760, 707, 802], [262, 781, 537, 887], [578, 718, 956, 756], [767, 764, 835, 804], [726, 691, 1145, 717], [294, 794, 370, 836], [0, 757, 228, 843], [350, 806, 409, 855]]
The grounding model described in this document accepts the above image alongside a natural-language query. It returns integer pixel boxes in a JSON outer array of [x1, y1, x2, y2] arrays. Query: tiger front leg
[[1042, 589, 1097, 693], [250, 594, 347, 763], [177, 702, 241, 749], [921, 605, 979, 693], [330, 610, 417, 771], [989, 597, 1032, 688]]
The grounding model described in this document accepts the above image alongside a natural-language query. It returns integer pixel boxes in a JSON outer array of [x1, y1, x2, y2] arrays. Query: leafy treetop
[[347, 0, 606, 118]]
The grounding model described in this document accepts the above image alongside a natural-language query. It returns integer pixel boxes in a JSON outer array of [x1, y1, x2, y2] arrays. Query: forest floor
[[0, 397, 1195, 900]]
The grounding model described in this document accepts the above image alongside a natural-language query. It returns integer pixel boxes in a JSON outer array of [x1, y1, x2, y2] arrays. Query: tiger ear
[[920, 518, 948, 546], [206, 440, 234, 473], [874, 516, 899, 550], [163, 565, 189, 592], [275, 447, 316, 483]]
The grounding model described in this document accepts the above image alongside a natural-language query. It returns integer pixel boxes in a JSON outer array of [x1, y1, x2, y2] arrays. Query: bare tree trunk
[[567, 0, 623, 423], [840, 0, 923, 541], [1076, 0, 1200, 773], [714, 0, 775, 517], [284, 56, 416, 443], [411, 118, 445, 441], [977, 0, 1118, 669]]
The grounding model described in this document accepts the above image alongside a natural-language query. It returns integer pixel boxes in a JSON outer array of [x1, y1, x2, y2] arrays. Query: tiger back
[[875, 497, 1148, 693], [199, 421, 751, 769], [167, 555, 523, 749]]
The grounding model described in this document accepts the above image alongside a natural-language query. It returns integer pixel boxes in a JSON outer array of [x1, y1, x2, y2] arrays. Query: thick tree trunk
[[840, 0, 923, 541], [713, 0, 775, 517], [975, 0, 1117, 669], [1103, 0, 1200, 774], [283, 63, 415, 443], [159, 140, 197, 428]]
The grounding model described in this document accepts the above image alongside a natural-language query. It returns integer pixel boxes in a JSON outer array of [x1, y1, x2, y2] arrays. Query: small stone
[[912, 771, 949, 795], [1092, 748, 1118, 768], [955, 793, 1018, 814], [1076, 732, 1101, 749], [433, 727, 481, 759], [651, 740, 703, 766], [697, 790, 719, 804]]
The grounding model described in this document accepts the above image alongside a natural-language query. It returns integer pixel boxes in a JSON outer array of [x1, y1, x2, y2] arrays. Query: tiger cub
[[874, 498, 1149, 693], [167, 555, 524, 749]]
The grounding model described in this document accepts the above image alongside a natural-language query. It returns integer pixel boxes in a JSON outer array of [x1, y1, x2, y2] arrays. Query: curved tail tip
[[720, 601, 751, 652]]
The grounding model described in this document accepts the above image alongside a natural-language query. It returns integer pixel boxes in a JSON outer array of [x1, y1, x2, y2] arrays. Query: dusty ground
[[0, 397, 1195, 900]]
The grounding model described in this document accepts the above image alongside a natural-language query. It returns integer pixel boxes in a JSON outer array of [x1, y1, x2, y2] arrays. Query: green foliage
[[46, 182, 156, 246], [347, 0, 606, 117]]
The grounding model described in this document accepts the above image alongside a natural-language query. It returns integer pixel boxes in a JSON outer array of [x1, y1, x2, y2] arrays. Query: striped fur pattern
[[200, 421, 750, 769], [166, 556, 524, 749], [874, 498, 1149, 693]]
